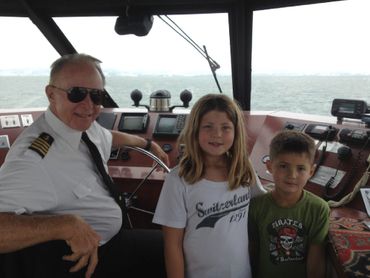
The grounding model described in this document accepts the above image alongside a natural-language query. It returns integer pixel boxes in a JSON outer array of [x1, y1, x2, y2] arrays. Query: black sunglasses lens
[[67, 87, 103, 105], [68, 87, 88, 103], [90, 90, 103, 105]]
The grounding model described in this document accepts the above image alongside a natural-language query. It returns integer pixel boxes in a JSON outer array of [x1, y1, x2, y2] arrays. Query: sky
[[1, 0, 370, 75], [252, 0, 370, 75]]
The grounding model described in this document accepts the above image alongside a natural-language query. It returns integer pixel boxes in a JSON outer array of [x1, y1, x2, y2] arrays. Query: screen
[[96, 112, 116, 129], [157, 117, 177, 133], [311, 125, 327, 134], [338, 103, 355, 114], [122, 116, 144, 130], [118, 113, 148, 132]]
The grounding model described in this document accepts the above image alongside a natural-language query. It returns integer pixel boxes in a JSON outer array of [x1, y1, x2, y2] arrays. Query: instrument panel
[[95, 110, 188, 168], [1, 108, 369, 214]]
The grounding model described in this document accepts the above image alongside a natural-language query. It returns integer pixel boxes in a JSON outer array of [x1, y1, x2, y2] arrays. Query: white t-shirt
[[0, 108, 121, 244], [153, 167, 264, 278]]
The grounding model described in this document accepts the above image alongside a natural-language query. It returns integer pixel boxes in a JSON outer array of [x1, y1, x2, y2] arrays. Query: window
[[252, 0, 370, 116], [0, 13, 231, 109]]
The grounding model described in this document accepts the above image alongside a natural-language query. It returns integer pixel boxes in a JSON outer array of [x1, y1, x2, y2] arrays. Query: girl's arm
[[306, 243, 326, 278], [162, 226, 185, 278]]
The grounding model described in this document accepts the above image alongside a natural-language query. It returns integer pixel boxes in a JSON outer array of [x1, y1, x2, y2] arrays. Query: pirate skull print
[[268, 218, 305, 264]]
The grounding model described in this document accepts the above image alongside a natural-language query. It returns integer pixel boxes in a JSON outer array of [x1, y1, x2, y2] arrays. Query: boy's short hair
[[269, 130, 316, 162]]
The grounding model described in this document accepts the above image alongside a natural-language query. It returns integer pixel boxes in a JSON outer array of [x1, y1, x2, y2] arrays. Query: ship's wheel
[[120, 146, 170, 229]]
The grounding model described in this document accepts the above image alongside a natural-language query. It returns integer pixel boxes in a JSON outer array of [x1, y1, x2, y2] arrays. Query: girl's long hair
[[178, 94, 255, 190]]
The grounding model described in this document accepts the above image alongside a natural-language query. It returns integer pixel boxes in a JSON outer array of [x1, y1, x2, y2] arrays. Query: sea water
[[1, 75, 370, 117]]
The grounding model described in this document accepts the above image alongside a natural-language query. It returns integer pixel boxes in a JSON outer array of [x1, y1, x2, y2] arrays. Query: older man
[[0, 53, 168, 277]]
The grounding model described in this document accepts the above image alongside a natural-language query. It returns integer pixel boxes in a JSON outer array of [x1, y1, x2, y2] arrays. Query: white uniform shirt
[[153, 167, 264, 278], [0, 108, 122, 244]]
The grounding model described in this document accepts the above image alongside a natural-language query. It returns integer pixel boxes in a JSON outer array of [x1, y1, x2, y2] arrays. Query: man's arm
[[111, 130, 169, 166], [307, 243, 326, 278], [0, 212, 101, 277], [162, 226, 185, 278]]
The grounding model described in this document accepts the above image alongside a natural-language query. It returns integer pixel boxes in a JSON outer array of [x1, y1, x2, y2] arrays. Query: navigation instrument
[[331, 99, 368, 119]]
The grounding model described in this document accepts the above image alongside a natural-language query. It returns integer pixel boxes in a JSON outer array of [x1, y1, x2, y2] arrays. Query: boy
[[249, 130, 329, 278]]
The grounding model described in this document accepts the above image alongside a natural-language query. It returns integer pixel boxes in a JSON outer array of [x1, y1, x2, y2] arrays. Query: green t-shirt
[[249, 190, 329, 278]]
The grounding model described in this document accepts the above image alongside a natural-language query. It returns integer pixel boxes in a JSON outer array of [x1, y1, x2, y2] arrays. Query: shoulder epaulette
[[28, 132, 54, 158]]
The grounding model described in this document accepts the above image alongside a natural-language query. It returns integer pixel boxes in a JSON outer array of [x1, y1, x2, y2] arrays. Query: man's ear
[[45, 85, 55, 103]]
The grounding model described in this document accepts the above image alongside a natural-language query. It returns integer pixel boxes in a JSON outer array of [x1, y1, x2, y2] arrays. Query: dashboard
[[0, 108, 369, 216]]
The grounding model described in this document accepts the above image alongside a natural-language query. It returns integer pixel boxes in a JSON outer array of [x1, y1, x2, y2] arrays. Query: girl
[[153, 94, 265, 278]]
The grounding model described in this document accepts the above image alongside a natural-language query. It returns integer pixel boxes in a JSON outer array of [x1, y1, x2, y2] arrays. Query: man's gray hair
[[49, 53, 105, 85]]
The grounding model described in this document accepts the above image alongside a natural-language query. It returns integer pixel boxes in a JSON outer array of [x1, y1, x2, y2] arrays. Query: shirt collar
[[45, 107, 83, 149]]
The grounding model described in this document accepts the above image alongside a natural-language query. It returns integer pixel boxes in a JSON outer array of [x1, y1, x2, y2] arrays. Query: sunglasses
[[49, 85, 105, 105]]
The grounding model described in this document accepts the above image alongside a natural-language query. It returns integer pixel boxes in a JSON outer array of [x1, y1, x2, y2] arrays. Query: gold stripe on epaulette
[[28, 132, 54, 158]]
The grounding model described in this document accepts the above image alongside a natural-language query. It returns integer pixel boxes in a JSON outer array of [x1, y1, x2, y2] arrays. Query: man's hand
[[111, 130, 170, 167], [62, 215, 101, 278], [151, 141, 170, 167]]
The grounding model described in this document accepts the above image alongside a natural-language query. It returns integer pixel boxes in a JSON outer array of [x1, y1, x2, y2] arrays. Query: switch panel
[[21, 114, 34, 127], [0, 115, 21, 128], [0, 135, 10, 149]]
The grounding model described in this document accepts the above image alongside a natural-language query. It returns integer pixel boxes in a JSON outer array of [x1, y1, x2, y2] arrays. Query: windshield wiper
[[157, 15, 223, 93]]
